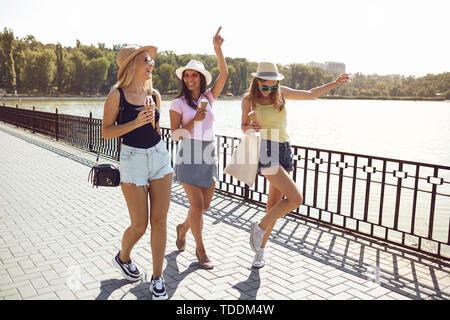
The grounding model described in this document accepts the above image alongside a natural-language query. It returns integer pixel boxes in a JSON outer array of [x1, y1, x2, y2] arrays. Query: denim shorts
[[119, 139, 173, 187], [258, 139, 294, 176]]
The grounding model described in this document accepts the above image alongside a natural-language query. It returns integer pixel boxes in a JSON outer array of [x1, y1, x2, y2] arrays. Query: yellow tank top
[[254, 103, 289, 143]]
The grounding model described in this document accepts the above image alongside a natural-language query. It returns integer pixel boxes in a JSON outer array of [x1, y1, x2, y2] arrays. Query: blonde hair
[[111, 56, 153, 94], [247, 77, 285, 111]]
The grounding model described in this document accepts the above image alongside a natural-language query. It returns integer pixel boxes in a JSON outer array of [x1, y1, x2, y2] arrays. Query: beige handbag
[[224, 105, 261, 187]]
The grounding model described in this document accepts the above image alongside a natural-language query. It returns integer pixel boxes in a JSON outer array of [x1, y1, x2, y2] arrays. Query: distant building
[[307, 61, 346, 74]]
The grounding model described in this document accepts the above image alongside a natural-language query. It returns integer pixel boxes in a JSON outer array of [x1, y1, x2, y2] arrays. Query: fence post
[[89, 111, 93, 152], [244, 185, 249, 201], [55, 108, 59, 141], [16, 104, 18, 128], [32, 106, 35, 133]]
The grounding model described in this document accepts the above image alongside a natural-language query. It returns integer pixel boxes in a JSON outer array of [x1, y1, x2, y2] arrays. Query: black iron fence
[[1, 104, 449, 261]]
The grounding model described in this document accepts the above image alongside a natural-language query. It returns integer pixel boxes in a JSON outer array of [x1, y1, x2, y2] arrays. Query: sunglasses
[[144, 57, 155, 66], [260, 85, 279, 92], [183, 72, 199, 78]]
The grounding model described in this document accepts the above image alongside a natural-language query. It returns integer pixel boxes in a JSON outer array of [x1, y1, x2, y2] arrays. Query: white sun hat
[[251, 62, 284, 81], [176, 59, 212, 85]]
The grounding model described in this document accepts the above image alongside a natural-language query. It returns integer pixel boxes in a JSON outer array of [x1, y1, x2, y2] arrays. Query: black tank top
[[116, 87, 161, 149]]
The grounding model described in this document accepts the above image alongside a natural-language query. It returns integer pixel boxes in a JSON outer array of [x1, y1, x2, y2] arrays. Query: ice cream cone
[[200, 98, 208, 110], [248, 110, 258, 123], [145, 95, 156, 128]]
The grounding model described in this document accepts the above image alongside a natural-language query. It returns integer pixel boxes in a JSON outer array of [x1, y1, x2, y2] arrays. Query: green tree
[[0, 28, 17, 92], [158, 63, 174, 94], [86, 57, 109, 95], [105, 62, 118, 93], [23, 48, 56, 93], [55, 43, 64, 93], [69, 51, 88, 94]]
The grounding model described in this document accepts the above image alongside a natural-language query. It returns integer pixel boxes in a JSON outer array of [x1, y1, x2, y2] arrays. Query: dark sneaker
[[111, 251, 142, 282], [150, 276, 168, 300]]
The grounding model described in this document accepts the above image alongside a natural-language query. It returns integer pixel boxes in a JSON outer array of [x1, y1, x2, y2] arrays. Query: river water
[[2, 97, 449, 165]]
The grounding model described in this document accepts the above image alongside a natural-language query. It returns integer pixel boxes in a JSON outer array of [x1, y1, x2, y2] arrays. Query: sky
[[1, 0, 449, 77]]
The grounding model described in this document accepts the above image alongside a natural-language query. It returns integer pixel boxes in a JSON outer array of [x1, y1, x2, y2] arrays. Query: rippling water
[[2, 97, 449, 165]]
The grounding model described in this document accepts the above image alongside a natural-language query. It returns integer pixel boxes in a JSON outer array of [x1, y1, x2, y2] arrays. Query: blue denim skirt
[[174, 138, 218, 188]]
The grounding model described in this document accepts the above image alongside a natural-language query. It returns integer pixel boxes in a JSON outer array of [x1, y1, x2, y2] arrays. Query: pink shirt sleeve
[[169, 99, 184, 115]]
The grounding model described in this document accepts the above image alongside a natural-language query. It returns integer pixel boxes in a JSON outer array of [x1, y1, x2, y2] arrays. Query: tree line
[[1, 28, 449, 99]]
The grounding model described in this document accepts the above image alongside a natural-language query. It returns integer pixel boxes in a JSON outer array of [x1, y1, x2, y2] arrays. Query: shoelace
[[153, 277, 164, 290], [124, 261, 137, 272], [255, 249, 265, 261]]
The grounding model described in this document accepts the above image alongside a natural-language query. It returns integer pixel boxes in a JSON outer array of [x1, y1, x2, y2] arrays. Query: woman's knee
[[129, 222, 148, 236], [202, 202, 210, 212], [189, 200, 204, 214], [150, 216, 167, 230], [290, 191, 303, 208]]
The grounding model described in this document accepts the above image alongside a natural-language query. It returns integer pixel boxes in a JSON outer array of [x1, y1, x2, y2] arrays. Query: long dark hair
[[176, 70, 207, 109]]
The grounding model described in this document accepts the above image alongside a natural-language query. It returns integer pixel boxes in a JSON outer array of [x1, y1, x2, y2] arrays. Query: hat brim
[[176, 67, 212, 86], [252, 72, 284, 81], [117, 45, 157, 80]]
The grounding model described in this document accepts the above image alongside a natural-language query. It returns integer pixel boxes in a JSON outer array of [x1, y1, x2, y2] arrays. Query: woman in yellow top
[[241, 62, 349, 268]]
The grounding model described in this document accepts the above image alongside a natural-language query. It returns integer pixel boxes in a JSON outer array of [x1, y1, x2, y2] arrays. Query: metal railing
[[1, 104, 449, 261]]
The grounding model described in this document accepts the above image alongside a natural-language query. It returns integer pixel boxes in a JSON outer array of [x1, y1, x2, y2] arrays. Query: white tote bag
[[224, 133, 261, 187]]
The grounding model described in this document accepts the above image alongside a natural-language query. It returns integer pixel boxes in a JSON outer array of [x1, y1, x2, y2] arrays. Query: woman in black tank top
[[102, 45, 172, 300], [116, 87, 161, 148]]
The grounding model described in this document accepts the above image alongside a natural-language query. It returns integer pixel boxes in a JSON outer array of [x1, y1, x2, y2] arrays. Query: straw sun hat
[[176, 59, 212, 86], [252, 62, 284, 81], [116, 44, 157, 80]]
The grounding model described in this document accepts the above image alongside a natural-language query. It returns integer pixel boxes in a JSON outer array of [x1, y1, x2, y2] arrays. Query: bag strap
[[116, 87, 125, 124]]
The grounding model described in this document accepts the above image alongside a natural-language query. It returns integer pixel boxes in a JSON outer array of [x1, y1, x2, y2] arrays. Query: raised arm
[[210, 26, 229, 100], [281, 74, 350, 100]]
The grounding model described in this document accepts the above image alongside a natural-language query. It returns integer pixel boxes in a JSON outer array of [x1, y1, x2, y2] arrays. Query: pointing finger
[[215, 26, 222, 37]]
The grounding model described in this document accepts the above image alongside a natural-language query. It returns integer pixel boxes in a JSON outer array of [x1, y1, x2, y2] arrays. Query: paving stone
[[0, 122, 449, 301]]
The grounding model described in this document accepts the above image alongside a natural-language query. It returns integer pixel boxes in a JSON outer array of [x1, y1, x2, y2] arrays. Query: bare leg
[[180, 183, 215, 259], [120, 183, 149, 262], [261, 183, 284, 248], [178, 182, 215, 250], [258, 166, 303, 231], [149, 173, 172, 278]]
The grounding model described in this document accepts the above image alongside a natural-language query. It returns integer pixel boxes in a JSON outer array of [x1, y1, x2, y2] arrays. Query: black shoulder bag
[[87, 89, 124, 188]]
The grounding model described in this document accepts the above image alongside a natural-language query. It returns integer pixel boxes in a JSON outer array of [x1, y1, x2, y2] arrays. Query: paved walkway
[[0, 122, 449, 300]]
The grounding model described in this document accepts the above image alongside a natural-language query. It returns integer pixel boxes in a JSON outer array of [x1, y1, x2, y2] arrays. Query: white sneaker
[[252, 248, 265, 268], [250, 221, 265, 252], [150, 276, 168, 300]]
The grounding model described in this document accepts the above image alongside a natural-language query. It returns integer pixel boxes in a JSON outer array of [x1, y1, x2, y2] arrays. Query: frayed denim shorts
[[258, 139, 294, 176], [119, 139, 173, 187]]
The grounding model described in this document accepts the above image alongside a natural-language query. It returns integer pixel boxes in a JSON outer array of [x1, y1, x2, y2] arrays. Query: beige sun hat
[[251, 62, 284, 81], [116, 44, 157, 80], [176, 59, 212, 85]]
